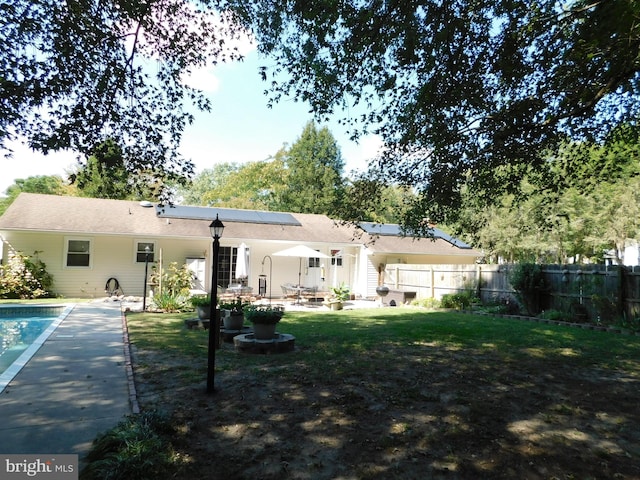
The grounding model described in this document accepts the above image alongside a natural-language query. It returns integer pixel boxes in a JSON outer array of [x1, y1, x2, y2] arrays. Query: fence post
[[617, 266, 625, 317], [430, 266, 435, 298]]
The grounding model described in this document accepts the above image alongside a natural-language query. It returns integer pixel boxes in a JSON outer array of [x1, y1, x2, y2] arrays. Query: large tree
[[70, 139, 164, 200], [0, 175, 73, 215], [234, 0, 640, 225], [275, 121, 345, 214], [179, 159, 287, 209], [178, 163, 241, 206], [6, 1, 640, 220], [1, 0, 246, 199]]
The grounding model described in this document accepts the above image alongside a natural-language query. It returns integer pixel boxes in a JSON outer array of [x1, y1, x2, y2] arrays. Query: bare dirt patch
[[132, 335, 640, 480]]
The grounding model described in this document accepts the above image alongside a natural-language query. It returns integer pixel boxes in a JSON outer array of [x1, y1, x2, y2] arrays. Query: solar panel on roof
[[360, 222, 406, 236], [156, 205, 301, 226], [359, 222, 472, 249]]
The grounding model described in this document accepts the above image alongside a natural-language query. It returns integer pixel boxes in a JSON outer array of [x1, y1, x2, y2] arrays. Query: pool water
[[0, 317, 56, 371], [0, 305, 73, 392]]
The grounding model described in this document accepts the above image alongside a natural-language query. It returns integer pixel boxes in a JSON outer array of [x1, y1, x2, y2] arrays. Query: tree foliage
[[1, 0, 247, 199], [233, 0, 640, 223], [0, 251, 53, 299], [0, 174, 73, 215], [70, 139, 163, 200], [275, 121, 345, 214], [6, 0, 638, 223], [178, 163, 240, 206], [453, 135, 640, 264], [337, 170, 417, 225], [179, 159, 287, 209]]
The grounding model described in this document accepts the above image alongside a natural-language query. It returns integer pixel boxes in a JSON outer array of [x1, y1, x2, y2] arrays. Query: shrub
[[508, 263, 545, 292], [440, 291, 476, 309], [0, 251, 53, 299], [538, 309, 566, 321], [508, 263, 545, 315], [590, 294, 618, 323], [411, 297, 440, 309], [151, 292, 189, 313], [149, 262, 194, 297], [81, 411, 182, 480]]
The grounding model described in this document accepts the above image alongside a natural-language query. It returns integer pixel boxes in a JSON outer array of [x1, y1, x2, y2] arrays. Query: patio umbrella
[[235, 242, 248, 280], [273, 245, 329, 287]]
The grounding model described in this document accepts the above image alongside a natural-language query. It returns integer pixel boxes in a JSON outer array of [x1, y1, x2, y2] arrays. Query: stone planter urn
[[244, 305, 285, 340], [252, 322, 277, 340], [323, 299, 344, 310], [222, 310, 245, 330], [196, 305, 210, 320]]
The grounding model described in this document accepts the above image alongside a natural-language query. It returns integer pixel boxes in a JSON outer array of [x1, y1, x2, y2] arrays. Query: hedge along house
[[0, 193, 481, 300]]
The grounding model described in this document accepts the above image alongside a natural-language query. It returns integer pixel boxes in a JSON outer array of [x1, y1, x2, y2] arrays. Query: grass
[[127, 307, 640, 375], [108, 307, 640, 479]]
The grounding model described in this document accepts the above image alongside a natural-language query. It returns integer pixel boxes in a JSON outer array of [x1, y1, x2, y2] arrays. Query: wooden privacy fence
[[383, 263, 640, 320]]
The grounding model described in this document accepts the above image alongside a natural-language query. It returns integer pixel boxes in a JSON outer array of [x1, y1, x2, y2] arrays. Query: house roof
[[360, 233, 479, 257], [0, 193, 481, 257], [359, 222, 473, 249], [0, 194, 355, 244]]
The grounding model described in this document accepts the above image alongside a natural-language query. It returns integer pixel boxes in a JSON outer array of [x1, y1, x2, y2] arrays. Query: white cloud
[[0, 142, 78, 194], [342, 134, 384, 173], [183, 67, 221, 92]]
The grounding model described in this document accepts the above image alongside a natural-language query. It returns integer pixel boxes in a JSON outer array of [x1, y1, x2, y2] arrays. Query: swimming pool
[[0, 305, 74, 392]]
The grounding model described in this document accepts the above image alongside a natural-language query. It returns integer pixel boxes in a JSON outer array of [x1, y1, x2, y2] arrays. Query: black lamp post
[[142, 245, 151, 311], [207, 214, 224, 394]]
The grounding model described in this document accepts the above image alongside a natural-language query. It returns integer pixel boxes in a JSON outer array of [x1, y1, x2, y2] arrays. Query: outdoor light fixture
[[207, 214, 224, 393], [142, 245, 151, 311]]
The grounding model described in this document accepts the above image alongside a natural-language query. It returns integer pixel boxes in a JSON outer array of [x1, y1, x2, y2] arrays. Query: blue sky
[[0, 47, 382, 196]]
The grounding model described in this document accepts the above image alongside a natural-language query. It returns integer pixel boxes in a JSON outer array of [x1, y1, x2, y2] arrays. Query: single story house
[[0, 193, 481, 299]]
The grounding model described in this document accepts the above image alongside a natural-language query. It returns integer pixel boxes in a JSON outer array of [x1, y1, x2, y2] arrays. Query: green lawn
[[127, 307, 640, 375], [117, 307, 640, 480]]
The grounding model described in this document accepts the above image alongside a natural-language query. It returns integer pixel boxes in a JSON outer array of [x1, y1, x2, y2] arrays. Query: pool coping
[[0, 304, 75, 393]]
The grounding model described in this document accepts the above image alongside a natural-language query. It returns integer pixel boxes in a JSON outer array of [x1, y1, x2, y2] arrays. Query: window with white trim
[[135, 241, 155, 263], [331, 249, 343, 267], [65, 238, 91, 267]]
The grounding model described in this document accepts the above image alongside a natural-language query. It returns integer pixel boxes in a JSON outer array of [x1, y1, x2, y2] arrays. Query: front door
[[186, 257, 206, 291]]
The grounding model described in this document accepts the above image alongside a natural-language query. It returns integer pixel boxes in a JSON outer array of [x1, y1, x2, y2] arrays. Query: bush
[[508, 263, 545, 292], [0, 251, 53, 299], [440, 291, 476, 309], [538, 309, 566, 321], [411, 297, 441, 309], [81, 411, 182, 480], [508, 263, 545, 315], [151, 292, 189, 313], [149, 262, 194, 297]]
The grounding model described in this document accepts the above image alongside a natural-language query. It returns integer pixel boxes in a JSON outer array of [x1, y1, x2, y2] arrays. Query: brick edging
[[120, 308, 140, 414], [463, 310, 640, 335]]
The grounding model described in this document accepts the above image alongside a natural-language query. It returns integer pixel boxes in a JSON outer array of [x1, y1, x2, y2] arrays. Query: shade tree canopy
[[4, 0, 640, 223], [232, 0, 640, 224], [1, 0, 247, 200]]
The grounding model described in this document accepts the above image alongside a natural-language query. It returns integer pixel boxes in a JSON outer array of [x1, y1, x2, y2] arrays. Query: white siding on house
[[366, 256, 380, 299], [0, 231, 212, 298]]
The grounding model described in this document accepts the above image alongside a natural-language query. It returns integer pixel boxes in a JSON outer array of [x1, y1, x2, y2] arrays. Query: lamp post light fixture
[[142, 245, 151, 311], [207, 214, 224, 394]]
